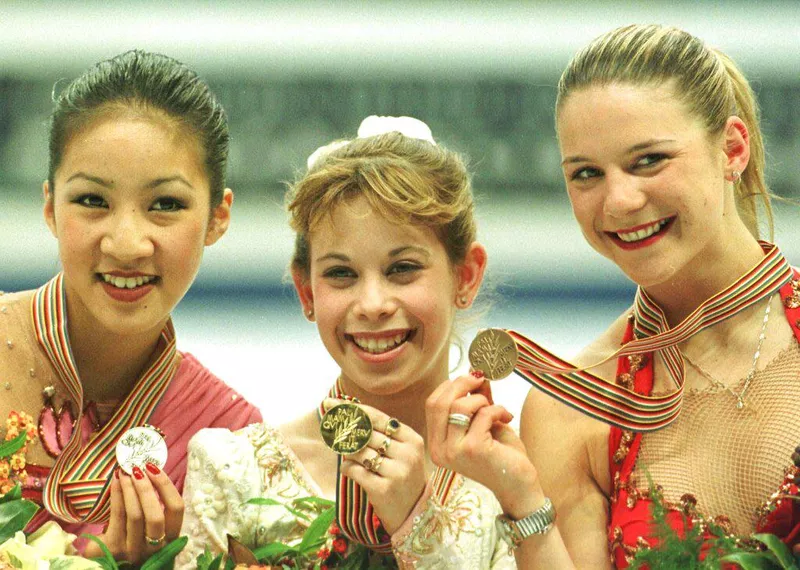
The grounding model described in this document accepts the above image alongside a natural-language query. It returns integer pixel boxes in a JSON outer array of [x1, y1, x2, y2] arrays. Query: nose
[[354, 275, 397, 321], [100, 208, 154, 262], [603, 170, 647, 218]]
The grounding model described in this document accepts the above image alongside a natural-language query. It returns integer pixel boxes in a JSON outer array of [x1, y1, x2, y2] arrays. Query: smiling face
[[295, 198, 463, 398], [44, 109, 230, 339], [557, 82, 742, 290]]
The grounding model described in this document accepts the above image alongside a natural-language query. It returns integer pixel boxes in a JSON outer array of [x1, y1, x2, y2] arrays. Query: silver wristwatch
[[495, 497, 556, 553]]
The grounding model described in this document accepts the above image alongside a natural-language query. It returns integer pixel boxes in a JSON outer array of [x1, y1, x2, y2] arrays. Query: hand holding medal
[[426, 329, 539, 512], [320, 399, 427, 535], [83, 426, 184, 563]]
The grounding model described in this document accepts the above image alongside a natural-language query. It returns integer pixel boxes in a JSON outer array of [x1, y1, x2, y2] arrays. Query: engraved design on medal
[[320, 403, 373, 455], [468, 328, 518, 380], [115, 426, 168, 475]]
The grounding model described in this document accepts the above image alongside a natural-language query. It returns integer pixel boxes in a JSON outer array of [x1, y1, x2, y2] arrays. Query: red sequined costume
[[608, 274, 800, 568]]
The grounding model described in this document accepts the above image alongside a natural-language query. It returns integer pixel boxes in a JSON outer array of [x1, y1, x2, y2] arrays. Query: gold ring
[[145, 533, 165, 546], [377, 437, 392, 456], [363, 455, 384, 474], [384, 418, 401, 438]]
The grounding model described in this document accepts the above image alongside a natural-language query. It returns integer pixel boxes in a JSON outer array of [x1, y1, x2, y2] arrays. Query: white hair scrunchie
[[306, 115, 435, 170], [356, 115, 435, 144]]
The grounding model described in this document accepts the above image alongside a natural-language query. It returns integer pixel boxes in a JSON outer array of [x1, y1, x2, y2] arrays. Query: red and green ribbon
[[320, 380, 458, 552], [510, 241, 793, 432], [32, 273, 178, 523]]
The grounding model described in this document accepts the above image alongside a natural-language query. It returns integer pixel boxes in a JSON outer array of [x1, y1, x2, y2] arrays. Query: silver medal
[[115, 426, 168, 475]]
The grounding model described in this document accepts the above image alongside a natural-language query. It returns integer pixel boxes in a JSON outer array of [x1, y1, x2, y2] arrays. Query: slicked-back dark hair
[[48, 49, 229, 207]]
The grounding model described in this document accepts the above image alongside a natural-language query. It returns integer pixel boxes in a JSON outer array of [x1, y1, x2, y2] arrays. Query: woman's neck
[[644, 227, 766, 326], [66, 298, 166, 403]]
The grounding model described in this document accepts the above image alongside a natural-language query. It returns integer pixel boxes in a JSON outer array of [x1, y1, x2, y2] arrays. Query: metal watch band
[[515, 497, 555, 537]]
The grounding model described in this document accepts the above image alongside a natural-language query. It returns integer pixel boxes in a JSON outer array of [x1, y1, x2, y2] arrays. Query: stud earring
[[306, 307, 314, 320], [730, 170, 741, 184], [457, 295, 469, 307]]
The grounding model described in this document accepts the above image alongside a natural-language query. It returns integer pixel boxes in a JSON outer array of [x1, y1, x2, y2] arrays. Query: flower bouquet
[[629, 478, 800, 570], [0, 431, 103, 569], [195, 497, 395, 570]]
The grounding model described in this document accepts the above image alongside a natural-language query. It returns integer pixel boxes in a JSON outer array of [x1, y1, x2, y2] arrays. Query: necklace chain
[[680, 297, 772, 410]]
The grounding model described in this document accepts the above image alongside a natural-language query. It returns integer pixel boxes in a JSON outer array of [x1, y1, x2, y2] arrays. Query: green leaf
[[721, 551, 782, 570], [0, 431, 27, 459], [252, 542, 292, 561], [195, 548, 224, 570], [0, 497, 39, 543], [82, 534, 119, 570], [195, 548, 213, 570], [140, 536, 188, 570], [0, 483, 22, 503], [751, 534, 800, 570], [297, 507, 336, 553], [246, 497, 310, 521], [339, 547, 370, 569], [292, 496, 335, 509]]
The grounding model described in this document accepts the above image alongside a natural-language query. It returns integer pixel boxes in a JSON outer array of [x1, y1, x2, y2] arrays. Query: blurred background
[[1, 1, 798, 424]]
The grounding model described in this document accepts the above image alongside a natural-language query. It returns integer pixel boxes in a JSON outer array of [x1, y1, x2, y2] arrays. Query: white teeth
[[102, 274, 155, 289], [617, 219, 668, 243], [352, 332, 409, 354]]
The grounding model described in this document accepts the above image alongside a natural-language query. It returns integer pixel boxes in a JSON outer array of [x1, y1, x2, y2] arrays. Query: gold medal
[[468, 328, 518, 380], [115, 425, 168, 475], [320, 403, 373, 455]]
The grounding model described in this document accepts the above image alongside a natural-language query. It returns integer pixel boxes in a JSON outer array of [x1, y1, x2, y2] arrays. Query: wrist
[[495, 496, 556, 553], [497, 474, 546, 519]]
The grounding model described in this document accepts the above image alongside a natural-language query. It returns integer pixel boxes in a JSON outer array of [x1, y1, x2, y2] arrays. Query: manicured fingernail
[[145, 462, 161, 475], [132, 466, 144, 480], [114, 468, 120, 480], [472, 370, 485, 379]]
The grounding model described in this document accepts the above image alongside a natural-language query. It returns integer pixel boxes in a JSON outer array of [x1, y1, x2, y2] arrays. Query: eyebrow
[[64, 173, 194, 190], [66, 172, 112, 187], [389, 245, 430, 258], [561, 138, 677, 165], [314, 245, 431, 264], [147, 176, 195, 190]]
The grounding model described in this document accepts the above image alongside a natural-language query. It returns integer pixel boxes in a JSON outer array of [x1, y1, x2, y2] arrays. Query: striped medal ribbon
[[320, 380, 459, 552], [509, 241, 793, 432], [32, 273, 179, 522]]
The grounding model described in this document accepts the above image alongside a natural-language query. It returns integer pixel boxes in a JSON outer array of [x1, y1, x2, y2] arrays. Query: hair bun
[[357, 115, 435, 144]]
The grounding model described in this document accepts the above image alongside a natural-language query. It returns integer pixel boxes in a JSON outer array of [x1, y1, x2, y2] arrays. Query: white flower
[[357, 115, 435, 144], [0, 523, 101, 569]]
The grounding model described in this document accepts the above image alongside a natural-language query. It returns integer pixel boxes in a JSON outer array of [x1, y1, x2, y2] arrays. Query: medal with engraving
[[115, 425, 168, 475], [468, 328, 518, 380], [320, 403, 373, 455]]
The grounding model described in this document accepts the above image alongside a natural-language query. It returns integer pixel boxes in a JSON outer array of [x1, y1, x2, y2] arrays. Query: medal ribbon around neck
[[319, 379, 459, 552], [31, 273, 179, 522], [508, 241, 793, 432]]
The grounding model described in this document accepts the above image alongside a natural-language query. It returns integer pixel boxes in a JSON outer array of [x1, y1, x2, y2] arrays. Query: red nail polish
[[472, 370, 485, 379], [132, 466, 144, 480], [114, 468, 120, 480], [145, 462, 161, 475]]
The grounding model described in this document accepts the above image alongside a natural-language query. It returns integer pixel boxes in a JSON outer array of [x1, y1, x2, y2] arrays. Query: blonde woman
[[427, 25, 800, 568], [179, 117, 516, 569]]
